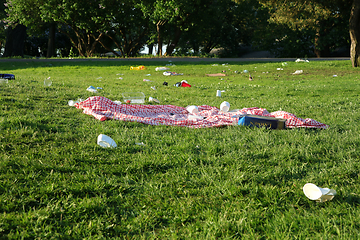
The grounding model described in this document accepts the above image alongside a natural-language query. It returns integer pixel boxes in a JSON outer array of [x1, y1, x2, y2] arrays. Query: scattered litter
[[0, 74, 15, 80], [282, 62, 288, 66], [118, 77, 123, 80], [44, 77, 52, 87], [243, 70, 249, 73], [151, 86, 156, 90], [206, 73, 226, 77], [237, 115, 286, 129], [130, 66, 146, 70], [277, 68, 283, 70], [145, 74, 151, 76], [249, 74, 253, 81], [220, 101, 230, 112], [292, 70, 303, 75], [68, 100, 77, 106], [186, 105, 199, 114], [221, 90, 226, 92], [155, 67, 170, 71], [174, 80, 191, 87], [163, 81, 168, 86], [143, 79, 152, 82], [211, 64, 219, 66], [216, 90, 221, 97], [303, 183, 336, 203], [163, 71, 183, 76], [295, 58, 309, 63], [166, 63, 175, 66], [96, 87, 103, 89], [122, 92, 145, 104], [97, 134, 117, 148], [149, 97, 160, 103], [222, 70, 226, 73], [234, 71, 239, 74], [222, 63, 228, 66], [333, 75, 338, 77], [86, 86, 98, 93], [135, 142, 146, 146]]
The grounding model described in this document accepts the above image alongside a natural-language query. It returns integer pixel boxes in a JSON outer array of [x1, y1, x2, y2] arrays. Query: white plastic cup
[[220, 101, 230, 112], [97, 134, 117, 148], [303, 183, 336, 202], [186, 105, 199, 114], [216, 90, 221, 97]]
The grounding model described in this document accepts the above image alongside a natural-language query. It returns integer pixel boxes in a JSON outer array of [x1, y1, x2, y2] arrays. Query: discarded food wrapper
[[143, 79, 152, 82], [150, 86, 156, 90], [277, 68, 283, 70], [186, 105, 199, 114], [87, 86, 98, 93], [303, 183, 336, 203], [333, 75, 338, 77], [292, 70, 303, 75], [295, 58, 309, 63], [135, 142, 146, 146], [163, 71, 183, 76], [130, 65, 146, 70], [0, 74, 15, 80], [163, 81, 168, 86], [97, 134, 117, 148], [237, 115, 286, 129], [220, 101, 230, 112], [155, 67, 170, 71], [149, 97, 160, 103], [282, 62, 288, 66], [122, 92, 145, 104]]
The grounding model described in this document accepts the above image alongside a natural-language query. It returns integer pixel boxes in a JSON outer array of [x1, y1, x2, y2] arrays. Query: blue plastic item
[[238, 115, 286, 129], [0, 74, 15, 80]]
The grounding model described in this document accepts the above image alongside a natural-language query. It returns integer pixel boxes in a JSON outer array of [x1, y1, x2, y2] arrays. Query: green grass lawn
[[1, 58, 360, 239]]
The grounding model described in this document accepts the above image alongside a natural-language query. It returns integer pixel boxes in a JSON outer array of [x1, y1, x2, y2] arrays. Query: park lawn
[[0, 58, 360, 239]]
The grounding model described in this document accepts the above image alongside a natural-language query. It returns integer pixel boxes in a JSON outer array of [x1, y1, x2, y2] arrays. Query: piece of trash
[[234, 71, 239, 74], [68, 100, 77, 106], [163, 71, 183, 76], [122, 92, 145, 104], [0, 79, 8, 84], [151, 86, 156, 90], [220, 101, 230, 112], [116, 73, 124, 75], [114, 100, 122, 105], [303, 183, 336, 203], [292, 70, 303, 75], [143, 79, 152, 82], [216, 90, 221, 97], [166, 63, 175, 66], [0, 74, 15, 80], [186, 105, 199, 114], [211, 64, 219, 66], [96, 87, 103, 89], [249, 74, 253, 81], [243, 70, 249, 73], [277, 68, 283, 70], [97, 134, 117, 148], [333, 75, 338, 77], [222, 70, 226, 73], [180, 80, 191, 87], [237, 115, 286, 129], [130, 66, 146, 70], [206, 73, 226, 77], [295, 58, 309, 63], [87, 86, 98, 93], [163, 81, 168, 86], [44, 77, 52, 87], [118, 77, 123, 80], [221, 90, 226, 92], [155, 67, 170, 71], [222, 63, 228, 66], [149, 97, 160, 103], [135, 142, 146, 146], [145, 74, 151, 76]]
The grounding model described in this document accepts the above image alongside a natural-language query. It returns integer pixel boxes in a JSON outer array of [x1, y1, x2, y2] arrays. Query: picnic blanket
[[74, 96, 329, 129]]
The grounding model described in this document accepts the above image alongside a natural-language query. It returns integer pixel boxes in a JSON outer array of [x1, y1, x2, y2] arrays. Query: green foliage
[[1, 59, 360, 238]]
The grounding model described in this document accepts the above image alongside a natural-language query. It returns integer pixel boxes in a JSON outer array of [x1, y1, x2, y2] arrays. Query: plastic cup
[[220, 101, 230, 112], [97, 134, 117, 148], [303, 183, 336, 202], [186, 105, 199, 114], [44, 77, 52, 87], [216, 90, 221, 97]]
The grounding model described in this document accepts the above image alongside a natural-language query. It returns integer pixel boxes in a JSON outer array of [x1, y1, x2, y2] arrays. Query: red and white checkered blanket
[[74, 96, 329, 129]]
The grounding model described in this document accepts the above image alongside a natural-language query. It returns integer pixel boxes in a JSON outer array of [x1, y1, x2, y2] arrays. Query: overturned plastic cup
[[216, 90, 221, 97], [303, 183, 336, 203], [97, 134, 117, 148], [186, 105, 199, 114], [220, 101, 230, 112]]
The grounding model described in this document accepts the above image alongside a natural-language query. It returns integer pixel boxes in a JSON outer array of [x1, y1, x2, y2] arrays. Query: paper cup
[[303, 183, 336, 202], [220, 101, 230, 112], [186, 105, 199, 114], [97, 134, 117, 148], [216, 90, 221, 97]]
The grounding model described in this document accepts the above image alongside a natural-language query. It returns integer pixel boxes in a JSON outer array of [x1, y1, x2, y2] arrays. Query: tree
[[259, 0, 358, 66]]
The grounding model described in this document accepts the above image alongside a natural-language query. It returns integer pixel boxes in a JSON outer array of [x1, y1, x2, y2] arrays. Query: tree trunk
[[156, 22, 163, 56], [46, 23, 56, 58], [165, 27, 182, 56], [350, 0, 360, 67], [3, 24, 27, 57]]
